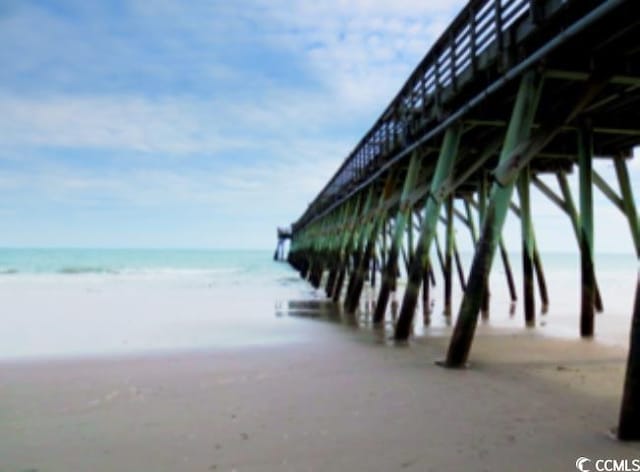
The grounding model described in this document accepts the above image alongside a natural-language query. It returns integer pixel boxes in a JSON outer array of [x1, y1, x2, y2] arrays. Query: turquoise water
[[0, 248, 275, 276], [0, 249, 323, 360], [0, 248, 636, 360]]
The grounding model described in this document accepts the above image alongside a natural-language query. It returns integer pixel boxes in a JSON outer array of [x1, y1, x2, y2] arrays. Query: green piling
[[444, 71, 542, 367], [444, 195, 455, 315], [618, 269, 640, 440], [614, 157, 640, 258], [478, 173, 491, 318], [394, 126, 462, 339], [556, 171, 604, 311], [373, 152, 422, 324], [578, 126, 595, 337], [518, 165, 536, 327], [345, 174, 396, 314]]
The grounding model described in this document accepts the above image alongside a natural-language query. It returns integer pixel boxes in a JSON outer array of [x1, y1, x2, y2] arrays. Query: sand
[[2, 314, 640, 472]]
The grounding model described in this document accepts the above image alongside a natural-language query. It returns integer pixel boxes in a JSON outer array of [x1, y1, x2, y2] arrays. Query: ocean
[[0, 248, 636, 360]]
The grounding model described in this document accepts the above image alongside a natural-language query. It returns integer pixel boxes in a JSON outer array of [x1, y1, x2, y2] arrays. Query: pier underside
[[283, 0, 640, 439]]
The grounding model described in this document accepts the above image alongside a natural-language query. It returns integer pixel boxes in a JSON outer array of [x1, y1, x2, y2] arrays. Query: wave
[[57, 266, 119, 275], [0, 268, 19, 275]]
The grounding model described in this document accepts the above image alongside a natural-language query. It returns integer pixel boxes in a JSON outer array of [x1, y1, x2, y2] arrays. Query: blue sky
[[0, 0, 638, 253]]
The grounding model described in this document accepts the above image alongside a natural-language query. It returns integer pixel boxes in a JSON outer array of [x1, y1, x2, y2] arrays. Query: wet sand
[[2, 313, 640, 472]]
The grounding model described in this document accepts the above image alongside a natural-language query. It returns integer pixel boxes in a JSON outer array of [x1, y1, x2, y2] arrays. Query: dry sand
[[2, 314, 640, 472]]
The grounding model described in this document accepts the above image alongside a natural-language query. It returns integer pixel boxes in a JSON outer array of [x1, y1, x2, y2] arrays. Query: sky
[[0, 0, 638, 253]]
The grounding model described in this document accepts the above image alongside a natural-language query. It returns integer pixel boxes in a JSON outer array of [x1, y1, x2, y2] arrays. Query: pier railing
[[293, 0, 581, 231]]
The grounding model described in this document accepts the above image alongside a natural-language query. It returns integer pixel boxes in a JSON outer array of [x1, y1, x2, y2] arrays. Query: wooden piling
[[517, 165, 536, 327], [618, 269, 640, 440], [478, 173, 491, 318], [394, 126, 462, 340], [331, 197, 364, 302], [373, 153, 422, 324], [345, 175, 395, 314], [499, 242, 518, 303], [444, 195, 454, 315], [467, 197, 517, 303], [454, 243, 466, 291], [444, 71, 542, 367], [556, 171, 604, 311], [422, 259, 431, 316], [578, 126, 595, 337], [614, 157, 640, 258]]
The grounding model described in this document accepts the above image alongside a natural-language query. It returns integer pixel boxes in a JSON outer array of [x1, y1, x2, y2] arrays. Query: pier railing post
[[394, 125, 462, 339], [444, 71, 543, 366], [373, 152, 422, 324]]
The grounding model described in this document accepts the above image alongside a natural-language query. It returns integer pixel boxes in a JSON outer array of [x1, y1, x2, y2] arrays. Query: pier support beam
[[445, 67, 608, 366], [345, 174, 396, 314], [509, 200, 548, 312], [500, 242, 518, 304], [556, 171, 604, 311], [478, 174, 491, 318], [466, 197, 517, 304], [373, 152, 422, 324], [614, 157, 640, 258], [394, 125, 462, 339], [332, 197, 363, 302], [518, 165, 536, 327], [578, 126, 595, 337], [444, 71, 542, 366], [615, 155, 640, 440], [444, 195, 455, 316], [618, 270, 640, 440], [422, 258, 432, 318], [344, 190, 375, 311]]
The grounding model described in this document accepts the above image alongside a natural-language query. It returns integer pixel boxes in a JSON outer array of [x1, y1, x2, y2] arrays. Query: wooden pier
[[281, 0, 640, 439]]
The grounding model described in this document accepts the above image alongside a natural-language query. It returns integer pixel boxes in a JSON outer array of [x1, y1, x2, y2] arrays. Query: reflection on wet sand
[[277, 285, 452, 345]]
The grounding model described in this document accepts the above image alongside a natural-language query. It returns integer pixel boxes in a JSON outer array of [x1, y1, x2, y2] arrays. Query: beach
[[2, 326, 639, 471], [1, 249, 639, 471]]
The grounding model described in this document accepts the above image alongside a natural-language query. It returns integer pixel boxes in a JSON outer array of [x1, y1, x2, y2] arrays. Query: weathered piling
[[467, 197, 518, 303], [332, 197, 363, 302], [422, 259, 431, 316], [499, 242, 518, 303], [518, 165, 536, 327], [554, 171, 604, 311], [478, 173, 491, 318], [394, 126, 461, 340], [618, 270, 640, 440], [346, 174, 396, 314], [454, 243, 466, 292], [373, 152, 421, 324], [444, 195, 455, 316], [578, 126, 595, 337], [344, 190, 375, 310], [614, 157, 640, 257], [444, 71, 543, 366]]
